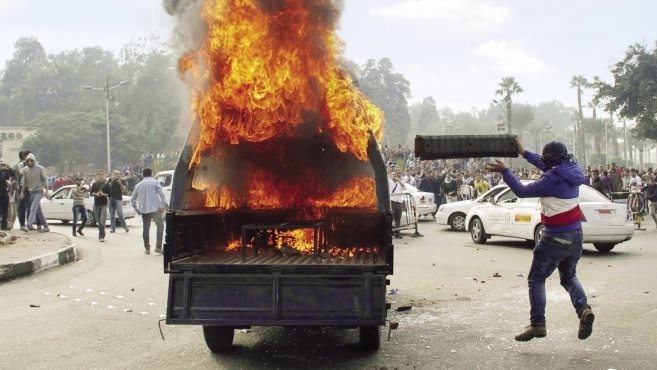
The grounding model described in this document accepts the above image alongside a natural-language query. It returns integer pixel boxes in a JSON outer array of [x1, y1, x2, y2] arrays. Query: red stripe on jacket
[[541, 206, 582, 226]]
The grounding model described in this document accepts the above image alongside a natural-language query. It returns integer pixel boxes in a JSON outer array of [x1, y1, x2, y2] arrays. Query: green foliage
[[593, 43, 657, 141], [0, 36, 185, 172], [495, 77, 523, 134], [357, 58, 412, 146]]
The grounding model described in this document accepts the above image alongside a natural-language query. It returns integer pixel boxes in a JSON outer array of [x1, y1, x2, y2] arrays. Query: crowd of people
[[2, 150, 168, 255], [383, 144, 657, 227]]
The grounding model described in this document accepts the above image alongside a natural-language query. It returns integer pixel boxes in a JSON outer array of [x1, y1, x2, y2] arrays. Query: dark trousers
[[17, 193, 29, 227], [391, 201, 403, 237], [0, 193, 8, 229], [141, 210, 164, 249], [72, 205, 87, 232], [528, 229, 588, 325]]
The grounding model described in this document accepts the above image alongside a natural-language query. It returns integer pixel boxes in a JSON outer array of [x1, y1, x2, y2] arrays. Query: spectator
[[0, 161, 13, 230], [90, 171, 111, 242], [108, 170, 129, 233], [20, 153, 50, 233], [131, 168, 167, 254]]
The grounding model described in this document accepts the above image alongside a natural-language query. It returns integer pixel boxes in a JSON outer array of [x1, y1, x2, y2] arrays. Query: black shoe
[[110, 229, 115, 233], [578, 307, 595, 340], [77, 228, 84, 236], [515, 324, 546, 341], [73, 230, 77, 237]]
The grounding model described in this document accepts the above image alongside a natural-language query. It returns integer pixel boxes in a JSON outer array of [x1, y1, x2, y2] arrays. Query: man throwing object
[[485, 140, 595, 342]]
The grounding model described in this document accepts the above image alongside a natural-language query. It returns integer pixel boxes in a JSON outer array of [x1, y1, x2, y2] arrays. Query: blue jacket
[[502, 151, 587, 233]]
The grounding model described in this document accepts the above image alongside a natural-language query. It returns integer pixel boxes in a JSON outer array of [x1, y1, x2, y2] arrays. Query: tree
[[494, 77, 523, 135], [416, 97, 438, 134], [570, 75, 589, 163], [358, 58, 412, 146], [593, 43, 657, 142]]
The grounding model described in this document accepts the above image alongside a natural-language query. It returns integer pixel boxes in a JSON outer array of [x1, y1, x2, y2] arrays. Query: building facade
[[0, 127, 35, 163]]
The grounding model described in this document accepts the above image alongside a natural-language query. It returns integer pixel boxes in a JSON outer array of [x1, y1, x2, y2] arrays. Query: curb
[[0, 234, 79, 283]]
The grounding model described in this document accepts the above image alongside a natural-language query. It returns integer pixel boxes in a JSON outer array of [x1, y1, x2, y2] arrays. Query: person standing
[[90, 171, 110, 242], [486, 140, 594, 342], [441, 172, 458, 203], [108, 170, 129, 233], [12, 151, 30, 231], [19, 153, 50, 232], [388, 171, 406, 239], [71, 177, 88, 237], [590, 169, 609, 197], [131, 168, 166, 254], [0, 161, 14, 230], [473, 173, 491, 197], [645, 176, 657, 227]]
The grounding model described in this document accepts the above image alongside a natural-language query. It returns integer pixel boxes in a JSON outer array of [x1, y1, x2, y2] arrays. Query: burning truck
[[163, 0, 393, 351]]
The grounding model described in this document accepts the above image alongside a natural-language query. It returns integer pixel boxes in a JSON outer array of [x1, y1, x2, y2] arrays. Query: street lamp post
[[82, 77, 130, 173], [540, 124, 553, 149]]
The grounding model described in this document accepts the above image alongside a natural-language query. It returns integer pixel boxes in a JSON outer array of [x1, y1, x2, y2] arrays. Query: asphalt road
[[1, 217, 656, 370]]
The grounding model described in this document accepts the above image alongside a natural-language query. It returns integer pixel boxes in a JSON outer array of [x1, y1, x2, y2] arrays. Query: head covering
[[26, 153, 36, 161], [541, 141, 571, 169]]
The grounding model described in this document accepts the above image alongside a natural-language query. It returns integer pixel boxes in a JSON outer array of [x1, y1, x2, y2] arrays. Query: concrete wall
[[0, 127, 35, 164]]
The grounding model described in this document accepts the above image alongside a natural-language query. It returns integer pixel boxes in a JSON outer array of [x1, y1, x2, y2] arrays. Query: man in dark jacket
[[645, 176, 657, 227], [486, 140, 594, 342]]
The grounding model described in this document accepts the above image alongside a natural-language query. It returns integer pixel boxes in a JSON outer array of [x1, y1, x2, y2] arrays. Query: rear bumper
[[582, 223, 634, 243], [167, 272, 387, 326], [416, 203, 437, 216]]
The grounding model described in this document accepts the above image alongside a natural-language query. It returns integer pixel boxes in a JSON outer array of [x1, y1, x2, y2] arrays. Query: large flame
[[179, 0, 383, 219]]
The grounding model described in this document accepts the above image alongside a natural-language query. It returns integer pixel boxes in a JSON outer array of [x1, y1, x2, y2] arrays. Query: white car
[[41, 185, 137, 226], [435, 184, 509, 231], [154, 170, 174, 207], [400, 183, 437, 218], [465, 184, 634, 253]]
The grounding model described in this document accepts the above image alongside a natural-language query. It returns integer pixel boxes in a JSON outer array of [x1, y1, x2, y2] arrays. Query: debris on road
[[29, 304, 40, 308], [493, 272, 501, 278], [396, 305, 412, 312]]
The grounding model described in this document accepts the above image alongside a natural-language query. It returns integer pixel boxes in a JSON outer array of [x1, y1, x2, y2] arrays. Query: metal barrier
[[392, 193, 423, 237]]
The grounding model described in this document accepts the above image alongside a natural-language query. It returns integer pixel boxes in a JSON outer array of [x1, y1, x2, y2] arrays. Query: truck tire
[[449, 213, 466, 231], [593, 243, 616, 253], [359, 325, 380, 351], [86, 209, 97, 227], [203, 326, 234, 353], [469, 218, 488, 244]]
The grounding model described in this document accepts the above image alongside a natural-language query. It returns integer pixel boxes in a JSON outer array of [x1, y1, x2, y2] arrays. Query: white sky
[[1, 0, 656, 113]]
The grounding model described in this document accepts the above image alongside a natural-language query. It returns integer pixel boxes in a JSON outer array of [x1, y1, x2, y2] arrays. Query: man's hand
[[485, 160, 507, 173], [516, 138, 526, 156]]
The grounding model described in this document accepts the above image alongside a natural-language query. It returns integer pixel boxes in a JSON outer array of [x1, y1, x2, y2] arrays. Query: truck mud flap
[[167, 272, 386, 326]]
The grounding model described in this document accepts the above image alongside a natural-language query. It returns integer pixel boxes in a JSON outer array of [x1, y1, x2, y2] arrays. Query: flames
[[178, 0, 384, 240]]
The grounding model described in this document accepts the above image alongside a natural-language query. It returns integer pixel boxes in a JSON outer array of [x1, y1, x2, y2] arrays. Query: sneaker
[[38, 227, 50, 233], [154, 247, 163, 254], [110, 229, 115, 233], [578, 307, 595, 340], [72, 230, 77, 237], [515, 324, 547, 341], [77, 228, 84, 236], [99, 238, 105, 242], [20, 226, 28, 232], [144, 247, 150, 255]]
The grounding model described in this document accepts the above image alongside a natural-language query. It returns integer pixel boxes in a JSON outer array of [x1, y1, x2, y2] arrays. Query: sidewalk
[[0, 230, 77, 282]]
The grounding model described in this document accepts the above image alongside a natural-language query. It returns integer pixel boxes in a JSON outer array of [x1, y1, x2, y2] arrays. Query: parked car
[[465, 184, 634, 253], [401, 183, 437, 218], [154, 170, 174, 208], [40, 185, 137, 226], [435, 184, 510, 231]]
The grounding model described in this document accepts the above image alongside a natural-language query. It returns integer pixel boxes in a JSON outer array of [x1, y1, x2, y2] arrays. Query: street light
[[540, 124, 553, 149], [82, 77, 130, 173]]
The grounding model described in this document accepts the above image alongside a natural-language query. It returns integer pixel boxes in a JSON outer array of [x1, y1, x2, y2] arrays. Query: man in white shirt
[[389, 171, 406, 239]]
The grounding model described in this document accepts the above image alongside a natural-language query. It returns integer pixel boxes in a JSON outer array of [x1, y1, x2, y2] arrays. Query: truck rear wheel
[[359, 325, 380, 351], [203, 326, 234, 353]]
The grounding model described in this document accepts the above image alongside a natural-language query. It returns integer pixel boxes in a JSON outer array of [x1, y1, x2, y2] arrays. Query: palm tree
[[570, 75, 589, 162], [495, 77, 523, 135]]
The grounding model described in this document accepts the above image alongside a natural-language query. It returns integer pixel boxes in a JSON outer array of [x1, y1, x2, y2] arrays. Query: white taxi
[[465, 184, 634, 253], [435, 184, 509, 231]]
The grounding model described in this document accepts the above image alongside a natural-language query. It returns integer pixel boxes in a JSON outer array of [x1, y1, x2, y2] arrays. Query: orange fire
[[179, 0, 383, 215]]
